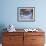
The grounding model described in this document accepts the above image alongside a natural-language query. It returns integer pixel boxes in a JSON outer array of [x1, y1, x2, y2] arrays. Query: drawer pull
[[9, 38, 12, 40], [9, 38, 13, 40], [32, 39, 36, 40]]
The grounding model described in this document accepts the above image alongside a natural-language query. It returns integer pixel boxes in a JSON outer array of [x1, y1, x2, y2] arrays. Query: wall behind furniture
[[0, 0, 46, 44], [0, 0, 46, 30]]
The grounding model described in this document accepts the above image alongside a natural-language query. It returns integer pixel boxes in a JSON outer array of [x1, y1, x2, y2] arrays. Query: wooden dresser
[[2, 32, 45, 46]]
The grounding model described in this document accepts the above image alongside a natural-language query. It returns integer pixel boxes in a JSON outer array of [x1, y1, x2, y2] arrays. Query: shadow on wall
[[0, 24, 7, 43]]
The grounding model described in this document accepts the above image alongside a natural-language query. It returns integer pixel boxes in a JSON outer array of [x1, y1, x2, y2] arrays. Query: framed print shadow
[[17, 7, 35, 22]]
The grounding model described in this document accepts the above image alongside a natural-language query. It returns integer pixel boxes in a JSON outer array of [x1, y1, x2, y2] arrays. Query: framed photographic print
[[17, 7, 35, 22]]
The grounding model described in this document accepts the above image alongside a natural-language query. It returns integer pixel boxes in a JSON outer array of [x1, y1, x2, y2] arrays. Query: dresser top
[[15, 29, 44, 32]]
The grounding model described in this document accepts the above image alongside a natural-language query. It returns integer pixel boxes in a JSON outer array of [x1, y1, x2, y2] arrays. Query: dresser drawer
[[32, 36, 45, 44], [24, 32, 44, 36], [3, 43, 23, 46], [3, 32, 23, 36], [24, 36, 32, 46], [32, 44, 44, 46], [3, 36, 23, 46], [3, 35, 23, 44]]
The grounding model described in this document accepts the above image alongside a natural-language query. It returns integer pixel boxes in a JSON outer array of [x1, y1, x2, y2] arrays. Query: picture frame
[[17, 7, 35, 22]]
